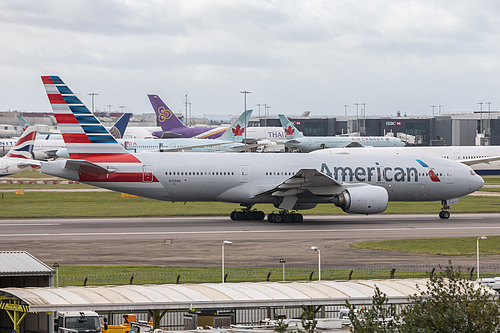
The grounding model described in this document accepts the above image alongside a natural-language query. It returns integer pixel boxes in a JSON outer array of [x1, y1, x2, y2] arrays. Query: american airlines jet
[[39, 76, 484, 221], [279, 114, 406, 151]]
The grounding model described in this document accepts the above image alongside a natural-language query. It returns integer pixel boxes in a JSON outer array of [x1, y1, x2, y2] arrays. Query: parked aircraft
[[279, 114, 405, 152], [40, 76, 484, 222], [0, 127, 40, 177], [325, 146, 500, 176], [148, 94, 228, 139], [57, 109, 254, 157]]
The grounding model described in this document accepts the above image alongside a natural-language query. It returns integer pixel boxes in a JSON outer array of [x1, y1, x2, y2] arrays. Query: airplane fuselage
[[41, 152, 483, 210], [285, 136, 405, 152]]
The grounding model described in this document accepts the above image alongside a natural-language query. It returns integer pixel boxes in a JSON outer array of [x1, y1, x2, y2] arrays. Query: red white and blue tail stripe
[[6, 127, 37, 159], [41, 76, 139, 163]]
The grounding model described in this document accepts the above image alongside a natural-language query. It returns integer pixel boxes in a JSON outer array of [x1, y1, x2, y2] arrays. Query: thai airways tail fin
[[219, 109, 253, 142], [5, 127, 37, 159], [148, 94, 185, 131], [41, 76, 136, 162], [278, 114, 304, 139], [109, 113, 131, 139]]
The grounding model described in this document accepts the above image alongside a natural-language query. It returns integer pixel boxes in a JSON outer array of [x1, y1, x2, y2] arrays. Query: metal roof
[[0, 279, 430, 312], [0, 251, 54, 276]]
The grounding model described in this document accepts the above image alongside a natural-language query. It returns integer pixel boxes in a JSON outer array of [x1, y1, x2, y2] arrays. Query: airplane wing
[[17, 160, 41, 168], [458, 156, 500, 166], [252, 169, 344, 210], [64, 160, 115, 174]]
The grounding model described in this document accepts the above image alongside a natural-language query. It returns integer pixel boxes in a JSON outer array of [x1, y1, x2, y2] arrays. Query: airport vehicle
[[54, 311, 101, 333], [279, 114, 405, 151], [0, 127, 40, 176], [325, 146, 500, 176], [40, 76, 484, 221], [148, 94, 228, 139]]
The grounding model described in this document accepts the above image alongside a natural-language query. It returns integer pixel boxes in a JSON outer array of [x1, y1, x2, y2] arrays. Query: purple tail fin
[[148, 95, 184, 131]]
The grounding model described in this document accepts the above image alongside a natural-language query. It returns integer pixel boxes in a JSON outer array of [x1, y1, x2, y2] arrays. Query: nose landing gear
[[439, 200, 451, 219]]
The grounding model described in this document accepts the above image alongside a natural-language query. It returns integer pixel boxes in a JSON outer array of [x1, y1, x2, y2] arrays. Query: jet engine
[[332, 185, 388, 214]]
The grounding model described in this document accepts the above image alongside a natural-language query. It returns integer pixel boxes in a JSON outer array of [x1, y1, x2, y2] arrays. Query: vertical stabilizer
[[6, 127, 37, 159], [148, 94, 184, 131], [219, 110, 253, 142], [41, 76, 137, 162], [109, 113, 131, 139], [278, 114, 304, 139]]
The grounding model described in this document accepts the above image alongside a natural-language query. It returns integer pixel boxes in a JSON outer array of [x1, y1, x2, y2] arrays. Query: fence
[[58, 264, 500, 287]]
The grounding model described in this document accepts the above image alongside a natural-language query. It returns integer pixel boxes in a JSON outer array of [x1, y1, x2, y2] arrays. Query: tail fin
[[41, 76, 137, 162], [219, 109, 253, 142], [6, 127, 37, 159], [109, 113, 131, 139], [17, 116, 31, 132], [147, 94, 184, 131], [278, 114, 304, 139]]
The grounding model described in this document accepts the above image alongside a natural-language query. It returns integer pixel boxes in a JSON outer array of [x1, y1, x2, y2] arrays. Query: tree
[[345, 285, 398, 332], [398, 263, 500, 332], [345, 263, 500, 332]]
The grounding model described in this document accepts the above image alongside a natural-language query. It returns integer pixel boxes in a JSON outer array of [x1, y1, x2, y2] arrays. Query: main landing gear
[[268, 211, 303, 223], [230, 209, 265, 221], [439, 200, 451, 219]]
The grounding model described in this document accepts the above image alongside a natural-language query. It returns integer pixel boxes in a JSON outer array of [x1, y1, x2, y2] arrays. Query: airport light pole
[[478, 102, 484, 134], [431, 105, 436, 117], [240, 91, 251, 152], [477, 236, 487, 280], [88, 93, 98, 113], [343, 104, 349, 117], [310, 246, 321, 281], [354, 103, 359, 132], [53, 263, 59, 287], [222, 240, 232, 283], [279, 259, 286, 282]]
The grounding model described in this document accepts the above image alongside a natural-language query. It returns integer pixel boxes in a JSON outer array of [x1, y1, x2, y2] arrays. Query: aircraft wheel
[[293, 213, 304, 223], [235, 211, 245, 220], [439, 210, 450, 219], [255, 211, 265, 220], [230, 211, 237, 221], [283, 213, 293, 223], [268, 213, 276, 223], [273, 214, 283, 223]]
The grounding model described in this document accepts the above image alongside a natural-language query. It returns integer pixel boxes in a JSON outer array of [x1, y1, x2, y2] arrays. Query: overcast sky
[[1, 0, 500, 119]]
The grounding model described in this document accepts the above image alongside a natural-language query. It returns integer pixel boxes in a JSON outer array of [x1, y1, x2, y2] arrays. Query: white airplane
[[324, 146, 500, 176], [39, 76, 484, 222], [279, 114, 406, 151], [0, 127, 40, 177]]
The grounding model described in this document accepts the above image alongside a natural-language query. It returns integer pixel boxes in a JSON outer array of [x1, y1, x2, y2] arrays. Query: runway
[[1, 213, 499, 269]]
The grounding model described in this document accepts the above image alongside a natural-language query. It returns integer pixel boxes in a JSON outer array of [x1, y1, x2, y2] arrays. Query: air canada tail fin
[[278, 114, 304, 139], [147, 94, 184, 131], [219, 109, 253, 142], [6, 127, 37, 159], [109, 113, 131, 139], [41, 76, 138, 163], [17, 116, 31, 132]]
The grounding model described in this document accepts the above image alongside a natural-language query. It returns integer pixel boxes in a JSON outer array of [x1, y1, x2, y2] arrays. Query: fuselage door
[[240, 165, 250, 183], [143, 165, 153, 183], [446, 168, 454, 184]]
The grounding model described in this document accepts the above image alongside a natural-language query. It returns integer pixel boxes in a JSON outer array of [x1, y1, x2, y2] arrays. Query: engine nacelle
[[32, 150, 50, 161], [333, 185, 388, 214]]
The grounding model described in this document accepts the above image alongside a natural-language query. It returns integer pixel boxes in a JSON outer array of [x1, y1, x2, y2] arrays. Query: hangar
[[0, 279, 430, 333]]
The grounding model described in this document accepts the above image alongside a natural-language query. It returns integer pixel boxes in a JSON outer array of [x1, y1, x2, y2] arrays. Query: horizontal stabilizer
[[65, 159, 116, 174]]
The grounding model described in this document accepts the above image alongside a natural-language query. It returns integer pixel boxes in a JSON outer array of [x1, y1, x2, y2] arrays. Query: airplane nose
[[471, 173, 485, 192]]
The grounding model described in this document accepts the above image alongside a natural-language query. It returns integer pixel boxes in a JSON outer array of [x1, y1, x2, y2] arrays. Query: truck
[[54, 311, 102, 333]]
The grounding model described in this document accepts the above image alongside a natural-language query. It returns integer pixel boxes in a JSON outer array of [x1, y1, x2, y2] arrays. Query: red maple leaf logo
[[232, 124, 244, 136], [285, 126, 295, 135]]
